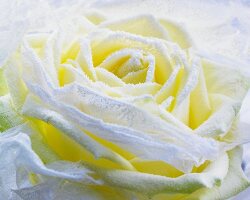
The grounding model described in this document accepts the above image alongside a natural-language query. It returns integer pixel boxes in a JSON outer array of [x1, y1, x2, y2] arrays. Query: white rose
[[0, 1, 250, 200]]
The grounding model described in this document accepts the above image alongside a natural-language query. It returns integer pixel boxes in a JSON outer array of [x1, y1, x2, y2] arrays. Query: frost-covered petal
[[183, 147, 250, 200], [95, 68, 125, 87], [1, 4, 249, 199], [22, 95, 135, 171], [0, 132, 98, 183], [84, 151, 229, 197], [75, 38, 97, 81], [24, 79, 226, 172], [0, 68, 8, 96], [14, 179, 132, 200], [0, 127, 101, 199], [100, 14, 169, 40], [4, 56, 28, 109], [159, 18, 194, 49], [202, 58, 250, 101], [0, 95, 24, 132], [0, 21, 27, 67], [189, 65, 211, 129], [89, 30, 173, 84], [195, 94, 240, 137]]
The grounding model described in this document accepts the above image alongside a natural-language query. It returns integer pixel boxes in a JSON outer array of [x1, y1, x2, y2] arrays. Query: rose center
[[96, 48, 155, 84]]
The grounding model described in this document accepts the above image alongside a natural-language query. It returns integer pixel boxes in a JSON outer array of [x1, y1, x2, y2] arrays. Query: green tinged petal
[[83, 152, 229, 197], [183, 147, 250, 200], [0, 95, 24, 132], [4, 57, 28, 109], [0, 68, 8, 96]]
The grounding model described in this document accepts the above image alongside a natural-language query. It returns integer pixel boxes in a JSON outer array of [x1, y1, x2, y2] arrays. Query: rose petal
[[83, 151, 229, 197], [100, 14, 169, 40], [0, 95, 24, 132], [159, 18, 194, 49], [183, 147, 250, 200], [22, 95, 135, 171]]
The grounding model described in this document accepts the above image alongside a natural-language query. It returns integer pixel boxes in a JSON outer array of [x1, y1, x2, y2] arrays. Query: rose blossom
[[0, 1, 250, 199]]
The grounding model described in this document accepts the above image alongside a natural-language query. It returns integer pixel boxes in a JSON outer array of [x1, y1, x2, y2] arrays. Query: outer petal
[[19, 40, 226, 172], [0, 131, 98, 183], [22, 95, 135, 171], [0, 127, 101, 199], [202, 58, 249, 101], [0, 95, 24, 132], [159, 19, 194, 49], [0, 21, 27, 67], [25, 81, 225, 172], [194, 94, 240, 137], [84, 151, 229, 197], [100, 15, 169, 40], [0, 68, 8, 96], [183, 147, 250, 200], [14, 178, 132, 200], [4, 55, 28, 109]]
